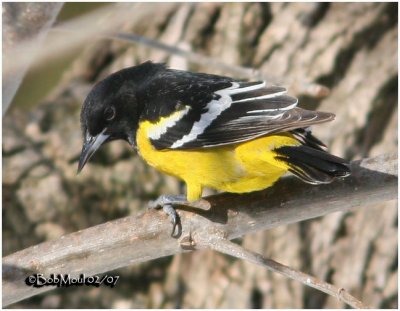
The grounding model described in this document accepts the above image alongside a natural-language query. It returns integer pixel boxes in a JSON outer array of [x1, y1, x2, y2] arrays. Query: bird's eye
[[104, 106, 116, 121]]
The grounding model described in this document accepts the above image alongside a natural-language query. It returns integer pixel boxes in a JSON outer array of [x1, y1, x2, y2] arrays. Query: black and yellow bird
[[78, 61, 350, 233]]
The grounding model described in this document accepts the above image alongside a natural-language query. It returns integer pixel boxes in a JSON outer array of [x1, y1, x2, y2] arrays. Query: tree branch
[[2, 2, 63, 116], [2, 153, 397, 307], [206, 237, 367, 308]]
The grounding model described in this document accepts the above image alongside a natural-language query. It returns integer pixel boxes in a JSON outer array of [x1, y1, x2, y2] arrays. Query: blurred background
[[3, 2, 398, 308]]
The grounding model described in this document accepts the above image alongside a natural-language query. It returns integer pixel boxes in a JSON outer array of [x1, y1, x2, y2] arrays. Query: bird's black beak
[[77, 128, 110, 173]]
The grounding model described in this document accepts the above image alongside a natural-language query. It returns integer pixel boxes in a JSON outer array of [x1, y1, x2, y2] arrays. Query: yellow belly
[[137, 121, 300, 201]]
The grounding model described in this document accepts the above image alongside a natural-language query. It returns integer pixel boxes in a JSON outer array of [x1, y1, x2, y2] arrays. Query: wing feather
[[176, 108, 334, 149], [143, 70, 334, 150]]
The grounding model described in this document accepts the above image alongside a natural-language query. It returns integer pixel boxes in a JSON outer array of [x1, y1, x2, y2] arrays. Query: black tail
[[275, 132, 351, 184]]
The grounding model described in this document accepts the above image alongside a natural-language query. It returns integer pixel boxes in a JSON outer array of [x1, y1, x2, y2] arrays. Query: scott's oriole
[[78, 61, 350, 234]]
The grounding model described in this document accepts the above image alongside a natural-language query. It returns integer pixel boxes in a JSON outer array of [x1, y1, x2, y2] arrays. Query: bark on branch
[[2, 153, 397, 307]]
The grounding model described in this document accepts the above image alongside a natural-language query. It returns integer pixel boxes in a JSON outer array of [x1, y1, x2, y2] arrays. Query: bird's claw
[[162, 204, 180, 237], [148, 195, 185, 237], [148, 195, 211, 237]]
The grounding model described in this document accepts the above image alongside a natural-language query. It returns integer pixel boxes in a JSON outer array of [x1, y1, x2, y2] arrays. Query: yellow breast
[[136, 119, 300, 201]]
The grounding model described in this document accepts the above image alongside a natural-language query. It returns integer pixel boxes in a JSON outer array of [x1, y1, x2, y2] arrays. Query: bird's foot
[[148, 195, 187, 209], [148, 195, 211, 237], [148, 195, 186, 237]]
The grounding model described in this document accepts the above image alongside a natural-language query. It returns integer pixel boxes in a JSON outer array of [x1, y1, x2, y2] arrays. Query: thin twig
[[110, 32, 330, 98], [2, 153, 397, 307], [204, 237, 367, 309], [112, 33, 262, 79]]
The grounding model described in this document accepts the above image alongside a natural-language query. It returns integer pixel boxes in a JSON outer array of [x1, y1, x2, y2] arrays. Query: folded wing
[[144, 71, 334, 150]]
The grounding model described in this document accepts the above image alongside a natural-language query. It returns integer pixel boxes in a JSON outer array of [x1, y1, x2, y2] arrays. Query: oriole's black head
[[78, 61, 165, 173]]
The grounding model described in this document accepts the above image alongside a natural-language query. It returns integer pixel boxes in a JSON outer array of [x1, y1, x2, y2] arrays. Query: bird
[[78, 61, 351, 236]]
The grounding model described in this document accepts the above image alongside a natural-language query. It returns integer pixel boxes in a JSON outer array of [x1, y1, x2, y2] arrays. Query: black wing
[[140, 68, 334, 150]]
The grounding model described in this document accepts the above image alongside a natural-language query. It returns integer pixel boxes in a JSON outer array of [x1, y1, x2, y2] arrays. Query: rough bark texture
[[3, 2, 397, 308], [3, 154, 396, 307]]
